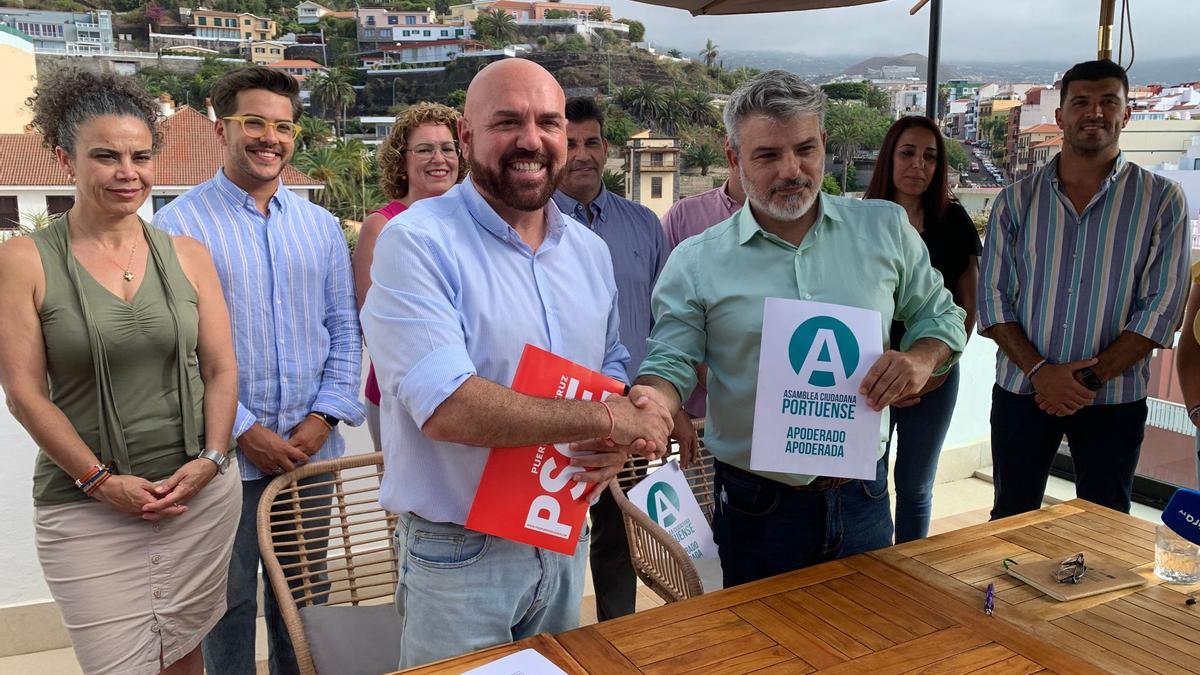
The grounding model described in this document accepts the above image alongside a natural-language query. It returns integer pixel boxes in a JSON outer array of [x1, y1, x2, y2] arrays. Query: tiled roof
[[1023, 123, 1061, 134], [0, 106, 321, 188], [1030, 135, 1063, 149], [268, 59, 327, 69]]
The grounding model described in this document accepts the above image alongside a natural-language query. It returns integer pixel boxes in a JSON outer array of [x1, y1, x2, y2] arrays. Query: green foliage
[[682, 143, 723, 176], [845, 162, 858, 191], [944, 139, 969, 172], [293, 141, 385, 224], [309, 67, 357, 135], [544, 8, 574, 19], [445, 89, 467, 110], [298, 114, 333, 150], [666, 48, 682, 58], [821, 81, 891, 114], [698, 38, 718, 68], [319, 15, 357, 39], [556, 34, 588, 52], [602, 109, 637, 148], [587, 6, 611, 21], [602, 169, 625, 195], [615, 18, 644, 43], [821, 174, 843, 196], [473, 8, 518, 48], [825, 102, 891, 192]]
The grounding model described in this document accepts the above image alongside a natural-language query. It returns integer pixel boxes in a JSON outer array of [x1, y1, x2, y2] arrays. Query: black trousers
[[989, 385, 1147, 520]]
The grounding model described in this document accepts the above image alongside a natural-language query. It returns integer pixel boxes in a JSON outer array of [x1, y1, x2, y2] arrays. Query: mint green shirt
[[639, 193, 967, 486]]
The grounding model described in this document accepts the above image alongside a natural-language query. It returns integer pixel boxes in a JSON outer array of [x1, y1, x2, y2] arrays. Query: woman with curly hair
[[352, 101, 465, 449], [0, 70, 240, 674], [864, 115, 980, 544]]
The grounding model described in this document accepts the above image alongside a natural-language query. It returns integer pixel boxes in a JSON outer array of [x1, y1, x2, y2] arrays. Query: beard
[[1064, 119, 1120, 156], [740, 165, 818, 222], [469, 148, 565, 212]]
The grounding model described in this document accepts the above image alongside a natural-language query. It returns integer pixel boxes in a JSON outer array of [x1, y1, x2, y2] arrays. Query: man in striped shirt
[[155, 67, 365, 674], [978, 59, 1189, 519]]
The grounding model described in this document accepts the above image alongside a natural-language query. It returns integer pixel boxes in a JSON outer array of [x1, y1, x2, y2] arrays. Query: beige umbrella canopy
[[632, 0, 887, 17]]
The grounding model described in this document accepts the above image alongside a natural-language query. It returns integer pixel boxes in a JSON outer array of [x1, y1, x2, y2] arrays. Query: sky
[[606, 0, 1198, 63]]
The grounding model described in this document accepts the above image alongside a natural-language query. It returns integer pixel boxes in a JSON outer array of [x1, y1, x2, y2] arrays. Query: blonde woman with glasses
[[353, 102, 467, 450]]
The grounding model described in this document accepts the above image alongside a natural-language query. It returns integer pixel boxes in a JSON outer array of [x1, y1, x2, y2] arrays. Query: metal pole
[[924, 0, 942, 121], [1098, 0, 1117, 60]]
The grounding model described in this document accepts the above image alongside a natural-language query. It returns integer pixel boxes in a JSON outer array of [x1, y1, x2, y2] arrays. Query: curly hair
[[378, 102, 465, 200], [27, 68, 162, 155]]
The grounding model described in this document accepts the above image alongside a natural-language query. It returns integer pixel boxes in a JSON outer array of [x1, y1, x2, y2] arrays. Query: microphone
[[1162, 488, 1200, 546]]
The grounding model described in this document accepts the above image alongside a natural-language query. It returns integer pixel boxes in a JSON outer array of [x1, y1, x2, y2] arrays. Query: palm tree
[[698, 38, 719, 69], [333, 138, 374, 222], [614, 82, 664, 129], [587, 6, 611, 21], [298, 114, 333, 150], [824, 102, 874, 192], [683, 143, 722, 176], [602, 169, 625, 195], [293, 146, 353, 208], [309, 68, 356, 137], [666, 48, 683, 58], [685, 89, 717, 127], [473, 8, 518, 47]]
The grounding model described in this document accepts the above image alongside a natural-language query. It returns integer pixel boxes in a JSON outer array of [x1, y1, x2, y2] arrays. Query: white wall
[[0, 386, 52, 606], [944, 336, 998, 450]]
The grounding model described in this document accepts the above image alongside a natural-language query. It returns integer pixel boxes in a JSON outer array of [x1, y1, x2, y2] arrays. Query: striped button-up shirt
[[552, 187, 666, 373], [978, 153, 1190, 404], [154, 169, 366, 480]]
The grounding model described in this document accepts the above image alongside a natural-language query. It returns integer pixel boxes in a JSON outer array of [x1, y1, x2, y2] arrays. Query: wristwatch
[[313, 412, 340, 428], [197, 448, 231, 475], [1075, 367, 1104, 391]]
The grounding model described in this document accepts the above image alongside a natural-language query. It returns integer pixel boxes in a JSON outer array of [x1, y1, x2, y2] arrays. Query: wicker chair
[[608, 420, 717, 603], [257, 451, 398, 675]]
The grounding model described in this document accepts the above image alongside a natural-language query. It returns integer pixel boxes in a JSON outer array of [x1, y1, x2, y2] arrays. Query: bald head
[[459, 58, 568, 216], [464, 58, 564, 120]]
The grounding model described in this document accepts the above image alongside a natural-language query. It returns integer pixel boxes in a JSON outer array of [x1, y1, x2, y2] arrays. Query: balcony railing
[[1148, 398, 1193, 435]]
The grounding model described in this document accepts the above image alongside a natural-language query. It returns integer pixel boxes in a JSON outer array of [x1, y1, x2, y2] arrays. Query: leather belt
[[718, 461, 854, 492]]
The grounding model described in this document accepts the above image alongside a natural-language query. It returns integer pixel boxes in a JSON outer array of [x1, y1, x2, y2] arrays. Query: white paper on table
[[749, 298, 883, 480], [462, 648, 567, 675], [627, 460, 718, 561]]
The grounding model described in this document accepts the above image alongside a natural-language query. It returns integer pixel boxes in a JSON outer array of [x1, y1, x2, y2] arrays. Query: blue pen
[[984, 583, 995, 616]]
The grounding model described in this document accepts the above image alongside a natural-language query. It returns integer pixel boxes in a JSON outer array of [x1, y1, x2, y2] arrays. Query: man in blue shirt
[[154, 67, 365, 675], [361, 59, 672, 667], [551, 97, 692, 621]]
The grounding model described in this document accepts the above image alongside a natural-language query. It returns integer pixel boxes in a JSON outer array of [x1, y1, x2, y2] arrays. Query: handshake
[[566, 384, 678, 487]]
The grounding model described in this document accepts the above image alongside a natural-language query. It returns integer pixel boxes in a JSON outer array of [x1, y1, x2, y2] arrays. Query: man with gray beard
[[627, 70, 967, 586]]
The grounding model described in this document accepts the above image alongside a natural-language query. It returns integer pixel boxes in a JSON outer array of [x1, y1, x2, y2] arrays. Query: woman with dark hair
[[865, 116, 980, 543], [0, 70, 240, 674], [352, 101, 465, 450]]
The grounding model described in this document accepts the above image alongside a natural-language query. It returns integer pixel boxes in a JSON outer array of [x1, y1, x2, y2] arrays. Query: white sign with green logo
[[750, 298, 883, 480], [627, 460, 717, 560]]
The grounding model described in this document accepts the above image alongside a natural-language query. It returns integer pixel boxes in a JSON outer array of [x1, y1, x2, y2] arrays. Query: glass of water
[[1155, 524, 1200, 584]]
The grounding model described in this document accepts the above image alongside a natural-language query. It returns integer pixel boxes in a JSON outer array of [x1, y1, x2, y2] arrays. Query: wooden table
[[401, 499, 1199, 674], [874, 499, 1200, 674]]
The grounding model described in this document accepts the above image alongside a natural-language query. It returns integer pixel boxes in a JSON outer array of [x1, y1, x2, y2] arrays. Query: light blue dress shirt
[[552, 186, 666, 373], [361, 177, 630, 524], [153, 169, 366, 481]]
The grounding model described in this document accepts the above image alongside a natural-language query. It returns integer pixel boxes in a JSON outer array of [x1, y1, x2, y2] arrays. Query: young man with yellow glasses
[[154, 66, 365, 675]]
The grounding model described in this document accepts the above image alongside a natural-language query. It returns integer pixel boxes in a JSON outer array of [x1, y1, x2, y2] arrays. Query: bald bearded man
[[360, 59, 673, 667]]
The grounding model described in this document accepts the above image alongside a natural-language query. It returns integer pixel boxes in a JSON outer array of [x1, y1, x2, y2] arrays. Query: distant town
[[1, 1, 1197, 236]]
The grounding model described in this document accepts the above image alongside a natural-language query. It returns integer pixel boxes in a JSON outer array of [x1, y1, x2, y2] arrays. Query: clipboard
[[1005, 555, 1146, 602]]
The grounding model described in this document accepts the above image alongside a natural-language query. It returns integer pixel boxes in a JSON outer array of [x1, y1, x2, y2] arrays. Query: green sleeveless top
[[31, 214, 213, 505]]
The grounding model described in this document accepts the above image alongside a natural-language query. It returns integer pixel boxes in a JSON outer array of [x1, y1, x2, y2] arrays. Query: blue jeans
[[711, 456, 894, 588], [202, 473, 334, 675], [887, 365, 960, 543], [990, 385, 1147, 519], [394, 514, 589, 669]]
